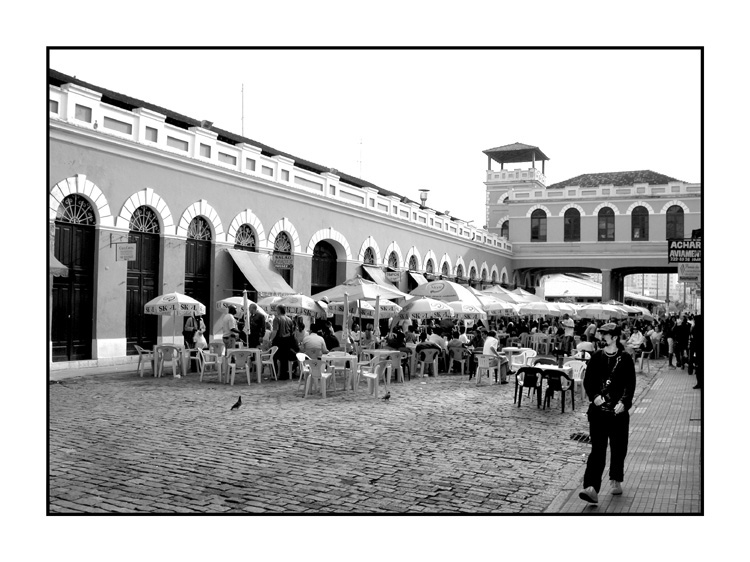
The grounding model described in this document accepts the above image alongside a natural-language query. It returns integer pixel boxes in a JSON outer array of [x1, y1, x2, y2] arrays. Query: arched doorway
[[52, 194, 96, 361], [185, 217, 212, 330], [311, 240, 337, 295], [233, 224, 258, 301], [274, 231, 293, 287], [126, 206, 160, 355]]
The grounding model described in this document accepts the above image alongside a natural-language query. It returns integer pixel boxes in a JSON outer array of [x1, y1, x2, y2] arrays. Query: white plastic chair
[[449, 347, 469, 376], [509, 350, 528, 374], [155, 345, 181, 378], [260, 346, 278, 380], [296, 353, 312, 391], [199, 348, 223, 382], [226, 349, 259, 385], [565, 360, 587, 401], [476, 355, 498, 386], [360, 360, 393, 398], [135, 345, 154, 378], [304, 359, 333, 398], [416, 349, 440, 377]]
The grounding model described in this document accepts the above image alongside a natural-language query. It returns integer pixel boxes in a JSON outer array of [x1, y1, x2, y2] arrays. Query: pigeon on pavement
[[381, 391, 391, 401], [231, 396, 242, 410]]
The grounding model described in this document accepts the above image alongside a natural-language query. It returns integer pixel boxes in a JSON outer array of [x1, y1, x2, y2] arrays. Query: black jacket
[[584, 347, 636, 412]]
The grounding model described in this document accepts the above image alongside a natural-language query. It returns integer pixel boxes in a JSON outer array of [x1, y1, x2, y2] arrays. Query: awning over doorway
[[408, 271, 428, 286], [227, 249, 295, 297], [50, 256, 69, 277], [362, 265, 398, 289]]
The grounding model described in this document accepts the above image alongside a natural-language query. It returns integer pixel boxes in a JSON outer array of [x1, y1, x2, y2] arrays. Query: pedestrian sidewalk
[[545, 362, 702, 513]]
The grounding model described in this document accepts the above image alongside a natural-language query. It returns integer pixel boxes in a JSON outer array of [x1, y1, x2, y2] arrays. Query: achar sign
[[668, 238, 701, 263]]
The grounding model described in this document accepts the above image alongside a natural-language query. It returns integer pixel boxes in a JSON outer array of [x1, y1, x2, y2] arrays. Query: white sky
[[49, 48, 701, 227]]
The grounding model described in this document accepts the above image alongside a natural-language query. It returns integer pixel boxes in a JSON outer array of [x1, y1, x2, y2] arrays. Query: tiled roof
[[49, 69, 469, 220], [547, 170, 683, 189], [483, 142, 549, 164]]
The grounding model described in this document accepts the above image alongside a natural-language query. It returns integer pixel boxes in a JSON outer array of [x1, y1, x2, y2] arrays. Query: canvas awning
[[50, 256, 69, 277], [227, 249, 295, 297], [362, 265, 399, 289], [408, 272, 428, 286]]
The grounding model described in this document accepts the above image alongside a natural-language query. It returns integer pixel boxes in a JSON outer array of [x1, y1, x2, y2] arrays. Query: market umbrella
[[328, 299, 402, 318], [446, 301, 487, 321], [604, 300, 641, 315], [311, 275, 410, 301], [270, 294, 328, 319], [215, 295, 266, 316], [145, 292, 206, 344], [409, 280, 483, 308], [554, 302, 579, 316], [511, 288, 546, 303], [577, 303, 628, 320], [395, 296, 456, 321], [517, 301, 563, 317], [257, 296, 284, 313], [482, 299, 519, 317], [632, 305, 654, 320], [480, 286, 526, 304]]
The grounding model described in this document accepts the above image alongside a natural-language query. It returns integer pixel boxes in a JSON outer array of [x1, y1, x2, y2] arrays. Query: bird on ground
[[381, 391, 391, 401], [231, 396, 242, 410]]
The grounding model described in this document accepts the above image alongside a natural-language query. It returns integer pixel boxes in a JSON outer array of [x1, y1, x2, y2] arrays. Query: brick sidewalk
[[545, 362, 703, 513]]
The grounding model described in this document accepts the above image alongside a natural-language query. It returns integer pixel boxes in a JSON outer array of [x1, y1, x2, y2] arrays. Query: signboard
[[115, 243, 137, 262], [678, 263, 701, 282], [273, 253, 294, 269], [386, 271, 401, 282], [668, 238, 701, 263]]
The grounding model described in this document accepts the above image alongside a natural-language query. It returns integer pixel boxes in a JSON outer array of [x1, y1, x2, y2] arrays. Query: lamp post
[[418, 189, 429, 209]]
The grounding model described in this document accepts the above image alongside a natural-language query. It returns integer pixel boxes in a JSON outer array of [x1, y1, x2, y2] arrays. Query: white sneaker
[[610, 480, 623, 495], [579, 486, 598, 503]]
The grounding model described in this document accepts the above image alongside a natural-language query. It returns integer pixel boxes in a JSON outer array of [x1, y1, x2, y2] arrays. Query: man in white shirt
[[218, 306, 238, 350], [482, 330, 508, 384], [301, 330, 329, 360], [561, 314, 575, 354]]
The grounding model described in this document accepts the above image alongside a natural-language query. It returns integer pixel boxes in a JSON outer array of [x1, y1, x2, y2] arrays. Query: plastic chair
[[519, 348, 537, 364], [475, 355, 498, 386], [543, 371, 575, 412], [399, 351, 411, 381], [155, 345, 181, 378], [296, 352, 312, 390], [199, 348, 223, 382], [135, 345, 154, 377], [360, 360, 393, 398], [638, 349, 654, 373], [209, 341, 226, 357], [565, 360, 587, 401], [449, 347, 469, 376], [509, 350, 528, 374], [416, 349, 440, 377], [515, 366, 543, 407], [519, 333, 532, 348], [303, 359, 333, 398], [260, 346, 278, 380], [226, 349, 259, 385]]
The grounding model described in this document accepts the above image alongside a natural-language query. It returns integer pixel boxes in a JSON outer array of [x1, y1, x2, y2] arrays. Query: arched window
[[187, 216, 212, 241], [564, 208, 580, 242], [408, 255, 418, 271], [666, 205, 684, 240], [598, 207, 615, 241], [469, 267, 477, 281], [129, 206, 160, 233], [530, 209, 547, 242], [387, 251, 399, 269], [631, 206, 649, 241], [56, 194, 96, 225], [441, 262, 450, 277], [127, 206, 160, 354], [500, 220, 509, 239], [234, 224, 257, 251], [456, 264, 464, 279], [363, 247, 376, 265], [425, 259, 434, 274], [491, 270, 497, 283], [185, 216, 212, 332], [481, 269, 487, 282], [274, 231, 293, 286]]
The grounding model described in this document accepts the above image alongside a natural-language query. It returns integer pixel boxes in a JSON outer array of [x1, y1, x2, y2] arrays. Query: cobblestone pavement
[[49, 363, 659, 514]]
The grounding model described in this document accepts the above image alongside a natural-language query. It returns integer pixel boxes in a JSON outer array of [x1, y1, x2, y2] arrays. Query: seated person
[[574, 334, 596, 360], [415, 331, 441, 375], [301, 330, 329, 360], [625, 327, 645, 355], [447, 330, 467, 373], [482, 330, 508, 383], [385, 326, 406, 350], [360, 324, 375, 348]]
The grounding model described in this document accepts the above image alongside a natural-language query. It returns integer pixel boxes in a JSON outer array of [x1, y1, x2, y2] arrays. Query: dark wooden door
[[311, 241, 337, 295], [185, 238, 212, 329], [52, 222, 95, 361], [125, 231, 160, 354]]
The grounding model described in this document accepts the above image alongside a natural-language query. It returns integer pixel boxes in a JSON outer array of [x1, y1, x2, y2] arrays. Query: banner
[[678, 263, 701, 282], [668, 238, 701, 263], [272, 253, 294, 269]]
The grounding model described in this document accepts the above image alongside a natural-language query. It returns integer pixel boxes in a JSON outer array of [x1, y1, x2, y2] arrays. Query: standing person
[[246, 304, 266, 349], [674, 315, 691, 370], [182, 314, 198, 349], [294, 317, 308, 350], [269, 305, 296, 380], [579, 323, 636, 504], [193, 315, 207, 351], [561, 314, 575, 355], [664, 316, 676, 369], [218, 306, 238, 351], [691, 315, 702, 389]]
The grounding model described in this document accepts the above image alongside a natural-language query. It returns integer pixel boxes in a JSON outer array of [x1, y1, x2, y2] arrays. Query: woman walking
[[579, 322, 636, 504]]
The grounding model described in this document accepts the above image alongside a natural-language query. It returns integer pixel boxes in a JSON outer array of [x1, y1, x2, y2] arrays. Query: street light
[[418, 189, 429, 208]]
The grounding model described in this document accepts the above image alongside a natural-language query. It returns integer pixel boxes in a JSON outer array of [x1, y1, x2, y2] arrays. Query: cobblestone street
[[49, 364, 660, 514]]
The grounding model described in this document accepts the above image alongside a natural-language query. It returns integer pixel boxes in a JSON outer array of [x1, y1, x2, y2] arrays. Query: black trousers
[[583, 406, 630, 492]]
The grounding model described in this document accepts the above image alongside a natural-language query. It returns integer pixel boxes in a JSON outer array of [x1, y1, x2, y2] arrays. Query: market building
[[48, 71, 701, 369]]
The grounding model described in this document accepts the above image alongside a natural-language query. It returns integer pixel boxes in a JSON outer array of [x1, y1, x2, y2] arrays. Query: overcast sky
[[49, 48, 701, 228]]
